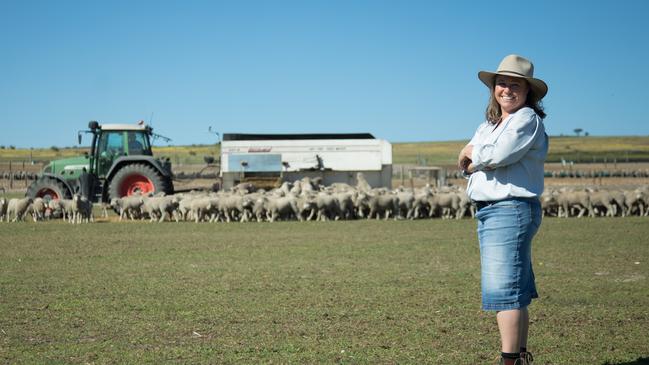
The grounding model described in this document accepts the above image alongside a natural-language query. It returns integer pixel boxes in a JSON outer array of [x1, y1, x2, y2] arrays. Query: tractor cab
[[91, 123, 154, 178]]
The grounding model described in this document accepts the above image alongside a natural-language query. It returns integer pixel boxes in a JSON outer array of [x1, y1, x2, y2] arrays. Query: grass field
[[1, 218, 648, 364], [2, 135, 649, 166]]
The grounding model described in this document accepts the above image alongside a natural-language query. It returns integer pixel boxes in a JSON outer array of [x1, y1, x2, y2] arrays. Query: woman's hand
[[458, 144, 474, 171]]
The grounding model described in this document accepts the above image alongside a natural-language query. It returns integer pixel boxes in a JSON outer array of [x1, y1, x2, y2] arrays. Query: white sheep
[[190, 197, 214, 223], [141, 195, 180, 223], [30, 197, 47, 222], [112, 196, 144, 221], [7, 197, 33, 222]]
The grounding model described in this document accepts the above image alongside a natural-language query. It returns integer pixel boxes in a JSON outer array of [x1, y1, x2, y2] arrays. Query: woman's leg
[[497, 309, 521, 353], [496, 307, 530, 364]]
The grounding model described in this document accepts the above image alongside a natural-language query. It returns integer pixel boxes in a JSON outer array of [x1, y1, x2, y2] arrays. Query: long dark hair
[[485, 82, 546, 124]]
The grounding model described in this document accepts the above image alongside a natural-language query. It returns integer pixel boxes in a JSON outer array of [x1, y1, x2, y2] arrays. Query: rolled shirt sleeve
[[471, 108, 541, 171]]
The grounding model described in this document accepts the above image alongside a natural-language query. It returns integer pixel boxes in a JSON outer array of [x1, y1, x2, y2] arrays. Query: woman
[[458, 54, 548, 365]]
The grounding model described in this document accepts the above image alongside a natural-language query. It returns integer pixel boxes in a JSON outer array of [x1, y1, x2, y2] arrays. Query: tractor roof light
[[88, 121, 99, 130]]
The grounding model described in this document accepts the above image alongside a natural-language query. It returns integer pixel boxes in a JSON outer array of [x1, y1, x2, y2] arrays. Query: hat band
[[498, 70, 530, 78]]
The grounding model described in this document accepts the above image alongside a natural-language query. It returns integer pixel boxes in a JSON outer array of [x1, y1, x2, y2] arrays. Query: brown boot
[[494, 356, 523, 365]]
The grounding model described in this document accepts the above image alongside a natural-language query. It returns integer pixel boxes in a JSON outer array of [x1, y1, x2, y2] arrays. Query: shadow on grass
[[604, 357, 649, 365]]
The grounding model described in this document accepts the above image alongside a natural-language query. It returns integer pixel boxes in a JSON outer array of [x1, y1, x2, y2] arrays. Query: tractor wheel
[[108, 163, 173, 200], [26, 177, 72, 201]]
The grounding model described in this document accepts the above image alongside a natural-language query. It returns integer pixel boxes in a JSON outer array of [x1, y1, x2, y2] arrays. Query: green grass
[[1, 218, 648, 364]]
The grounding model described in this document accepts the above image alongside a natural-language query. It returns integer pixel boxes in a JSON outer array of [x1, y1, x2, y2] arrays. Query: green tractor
[[26, 120, 174, 202]]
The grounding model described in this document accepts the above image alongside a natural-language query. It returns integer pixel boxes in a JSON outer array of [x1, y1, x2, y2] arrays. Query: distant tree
[[9, 145, 15, 150], [574, 128, 583, 136], [584, 132, 589, 137], [51, 146, 60, 152], [0, 145, 5, 149]]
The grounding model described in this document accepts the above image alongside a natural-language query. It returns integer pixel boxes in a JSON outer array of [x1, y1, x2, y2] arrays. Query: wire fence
[[0, 161, 43, 191]]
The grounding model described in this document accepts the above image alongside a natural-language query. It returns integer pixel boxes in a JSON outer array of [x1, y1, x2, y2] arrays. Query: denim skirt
[[475, 198, 541, 311]]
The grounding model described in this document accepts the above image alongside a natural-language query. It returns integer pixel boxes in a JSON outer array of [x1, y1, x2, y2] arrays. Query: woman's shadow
[[604, 357, 649, 365]]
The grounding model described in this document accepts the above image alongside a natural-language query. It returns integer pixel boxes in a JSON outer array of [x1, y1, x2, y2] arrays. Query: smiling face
[[494, 75, 529, 117]]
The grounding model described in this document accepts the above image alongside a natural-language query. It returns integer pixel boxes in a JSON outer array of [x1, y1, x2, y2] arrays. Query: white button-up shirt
[[466, 107, 548, 202]]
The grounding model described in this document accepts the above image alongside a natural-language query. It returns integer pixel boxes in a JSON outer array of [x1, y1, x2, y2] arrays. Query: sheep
[[299, 177, 316, 195], [189, 196, 215, 223], [427, 192, 461, 219], [47, 199, 64, 220], [141, 195, 180, 222], [394, 191, 416, 220], [294, 194, 316, 221], [30, 197, 47, 222], [355, 172, 372, 193], [624, 189, 647, 216], [252, 195, 271, 222], [55, 198, 76, 222], [314, 192, 341, 221], [556, 189, 592, 218], [7, 197, 33, 222], [354, 191, 396, 220], [237, 192, 264, 222], [218, 193, 248, 223], [540, 190, 560, 217], [456, 191, 474, 219], [116, 196, 145, 221], [176, 192, 214, 221], [177, 194, 199, 221], [0, 197, 8, 222], [334, 191, 356, 220], [588, 190, 617, 217], [265, 194, 300, 222]]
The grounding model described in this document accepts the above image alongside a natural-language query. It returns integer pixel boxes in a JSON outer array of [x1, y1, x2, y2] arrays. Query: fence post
[[440, 168, 447, 187]]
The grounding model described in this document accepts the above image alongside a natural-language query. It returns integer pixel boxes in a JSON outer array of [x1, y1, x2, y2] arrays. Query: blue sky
[[1, 0, 648, 148]]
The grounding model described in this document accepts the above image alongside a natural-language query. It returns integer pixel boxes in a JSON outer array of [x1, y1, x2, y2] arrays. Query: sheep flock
[[1, 176, 649, 224]]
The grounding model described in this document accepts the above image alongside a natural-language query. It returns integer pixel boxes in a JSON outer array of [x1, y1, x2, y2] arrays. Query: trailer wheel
[[108, 163, 172, 200], [26, 177, 71, 201]]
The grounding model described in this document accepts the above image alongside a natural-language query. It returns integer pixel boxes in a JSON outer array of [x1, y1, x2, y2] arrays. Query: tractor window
[[127, 132, 151, 156], [96, 131, 125, 177], [99, 132, 125, 155]]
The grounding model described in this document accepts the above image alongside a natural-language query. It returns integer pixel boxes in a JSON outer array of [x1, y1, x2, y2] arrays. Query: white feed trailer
[[220, 133, 392, 189]]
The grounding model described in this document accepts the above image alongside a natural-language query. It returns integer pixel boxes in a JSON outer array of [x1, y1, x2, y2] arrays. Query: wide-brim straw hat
[[478, 54, 548, 101]]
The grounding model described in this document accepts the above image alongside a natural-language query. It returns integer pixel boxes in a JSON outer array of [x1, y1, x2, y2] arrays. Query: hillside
[[1, 136, 648, 166]]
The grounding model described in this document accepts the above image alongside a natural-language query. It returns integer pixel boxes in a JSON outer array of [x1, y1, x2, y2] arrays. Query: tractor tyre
[[107, 163, 173, 201], [26, 177, 72, 202]]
